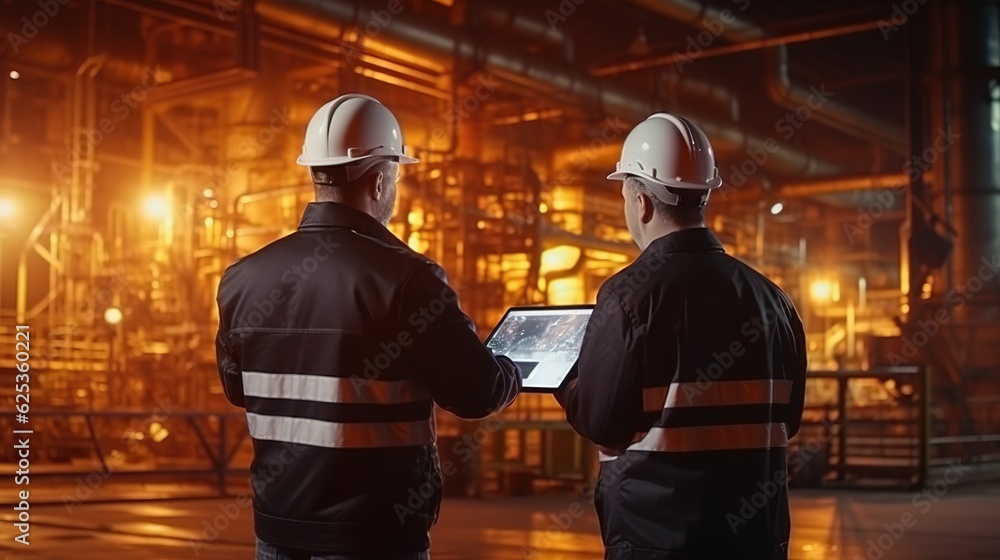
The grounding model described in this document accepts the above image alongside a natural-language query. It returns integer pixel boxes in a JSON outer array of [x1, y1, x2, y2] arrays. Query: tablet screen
[[485, 306, 593, 391]]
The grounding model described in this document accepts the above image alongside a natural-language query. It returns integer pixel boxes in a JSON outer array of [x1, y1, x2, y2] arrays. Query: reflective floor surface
[[1, 484, 999, 559]]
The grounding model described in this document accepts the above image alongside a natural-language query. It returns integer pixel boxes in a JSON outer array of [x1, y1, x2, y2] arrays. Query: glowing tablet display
[[485, 306, 593, 392]]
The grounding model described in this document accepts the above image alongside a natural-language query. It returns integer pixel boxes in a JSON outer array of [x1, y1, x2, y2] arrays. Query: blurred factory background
[[0, 0, 998, 496]]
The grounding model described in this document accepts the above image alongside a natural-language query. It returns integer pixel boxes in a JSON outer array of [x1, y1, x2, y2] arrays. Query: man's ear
[[638, 191, 656, 224], [372, 171, 385, 201]]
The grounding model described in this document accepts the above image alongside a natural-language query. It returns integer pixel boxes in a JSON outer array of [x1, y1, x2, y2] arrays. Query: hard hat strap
[[309, 156, 395, 185], [656, 185, 710, 207]]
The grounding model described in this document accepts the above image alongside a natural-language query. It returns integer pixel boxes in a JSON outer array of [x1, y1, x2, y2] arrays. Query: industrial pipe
[[765, 45, 907, 154], [625, 0, 907, 154], [257, 0, 840, 179]]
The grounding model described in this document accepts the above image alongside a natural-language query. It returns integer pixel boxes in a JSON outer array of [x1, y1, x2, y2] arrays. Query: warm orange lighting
[[202, 188, 214, 198], [493, 109, 564, 126], [407, 209, 424, 227], [542, 246, 580, 270], [143, 194, 169, 220], [770, 202, 784, 215], [901, 303, 910, 314], [8, 70, 19, 80], [362, 38, 445, 73], [541, 246, 585, 304], [355, 67, 449, 100], [149, 422, 170, 443], [539, 202, 549, 214], [0, 197, 14, 219], [104, 307, 123, 326], [357, 53, 439, 83], [587, 249, 628, 264], [809, 280, 833, 302]]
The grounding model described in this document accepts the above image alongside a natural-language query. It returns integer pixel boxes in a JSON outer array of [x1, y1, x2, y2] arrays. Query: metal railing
[[796, 367, 930, 489], [0, 410, 250, 498]]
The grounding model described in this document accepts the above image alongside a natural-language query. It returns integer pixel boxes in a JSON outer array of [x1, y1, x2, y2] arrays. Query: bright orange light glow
[[143, 194, 169, 220], [104, 307, 123, 326], [541, 246, 585, 304], [809, 280, 833, 302], [0, 198, 14, 219], [150, 422, 170, 443]]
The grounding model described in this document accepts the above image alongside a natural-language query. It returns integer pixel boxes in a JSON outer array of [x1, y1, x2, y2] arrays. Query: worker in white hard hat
[[215, 93, 521, 560], [555, 112, 808, 559]]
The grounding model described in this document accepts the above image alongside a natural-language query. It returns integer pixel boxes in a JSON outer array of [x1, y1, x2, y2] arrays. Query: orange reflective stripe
[[627, 423, 788, 453], [662, 379, 793, 408]]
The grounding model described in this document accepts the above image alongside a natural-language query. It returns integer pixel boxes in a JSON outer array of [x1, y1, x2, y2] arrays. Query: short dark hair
[[625, 176, 706, 227], [313, 159, 397, 201]]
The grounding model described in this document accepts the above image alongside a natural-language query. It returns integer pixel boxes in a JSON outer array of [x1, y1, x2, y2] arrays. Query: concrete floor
[[1, 485, 999, 559]]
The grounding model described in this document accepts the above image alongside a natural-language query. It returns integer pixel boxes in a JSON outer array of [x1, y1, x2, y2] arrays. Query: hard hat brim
[[607, 170, 721, 190], [297, 153, 420, 167]]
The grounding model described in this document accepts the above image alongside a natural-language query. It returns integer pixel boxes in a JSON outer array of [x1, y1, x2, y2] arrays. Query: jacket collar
[[646, 227, 725, 255], [297, 202, 403, 247]]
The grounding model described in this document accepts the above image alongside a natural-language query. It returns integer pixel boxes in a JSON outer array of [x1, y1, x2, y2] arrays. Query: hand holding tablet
[[484, 305, 594, 393]]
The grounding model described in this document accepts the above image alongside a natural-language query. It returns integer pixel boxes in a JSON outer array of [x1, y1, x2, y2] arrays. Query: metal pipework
[[257, 0, 840, 179], [624, 0, 907, 153]]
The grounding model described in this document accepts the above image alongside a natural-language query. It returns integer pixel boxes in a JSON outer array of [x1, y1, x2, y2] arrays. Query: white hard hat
[[607, 113, 722, 206], [297, 93, 418, 181]]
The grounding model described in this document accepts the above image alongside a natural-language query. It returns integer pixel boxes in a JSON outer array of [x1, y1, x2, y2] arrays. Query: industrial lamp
[[104, 307, 123, 326]]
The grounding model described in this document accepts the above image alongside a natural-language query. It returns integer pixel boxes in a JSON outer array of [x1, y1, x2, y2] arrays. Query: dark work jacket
[[558, 228, 807, 560], [215, 202, 520, 555]]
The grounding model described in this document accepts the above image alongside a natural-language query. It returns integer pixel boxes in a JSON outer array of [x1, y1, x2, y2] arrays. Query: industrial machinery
[[0, 0, 997, 492]]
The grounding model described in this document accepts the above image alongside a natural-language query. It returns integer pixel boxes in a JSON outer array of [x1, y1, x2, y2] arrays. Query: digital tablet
[[484, 305, 594, 393]]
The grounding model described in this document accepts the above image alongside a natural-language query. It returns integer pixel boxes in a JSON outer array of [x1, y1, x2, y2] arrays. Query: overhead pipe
[[594, 19, 884, 77], [257, 0, 839, 179], [625, 0, 763, 42], [766, 45, 907, 154], [780, 174, 909, 197], [661, 71, 740, 122], [625, 0, 907, 154], [473, 2, 570, 54]]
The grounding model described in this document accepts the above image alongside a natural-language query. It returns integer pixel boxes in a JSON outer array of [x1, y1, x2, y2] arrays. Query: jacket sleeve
[[400, 263, 521, 419], [215, 272, 245, 408], [784, 295, 808, 438], [555, 290, 643, 448]]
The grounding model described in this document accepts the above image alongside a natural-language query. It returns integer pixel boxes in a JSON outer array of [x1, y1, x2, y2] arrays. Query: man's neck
[[640, 221, 706, 250]]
